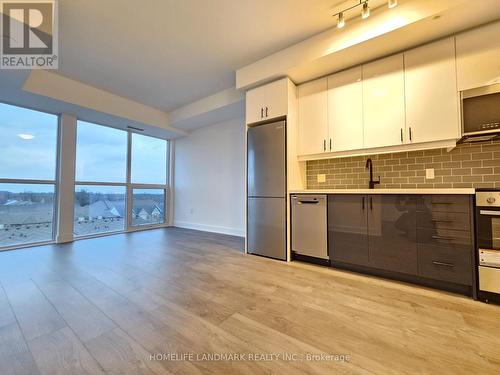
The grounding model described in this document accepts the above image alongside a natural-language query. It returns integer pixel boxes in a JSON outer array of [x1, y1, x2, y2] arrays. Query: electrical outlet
[[425, 168, 435, 180], [317, 174, 326, 183]]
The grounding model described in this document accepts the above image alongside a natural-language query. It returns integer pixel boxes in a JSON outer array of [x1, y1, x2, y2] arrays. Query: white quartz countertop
[[290, 188, 475, 195]]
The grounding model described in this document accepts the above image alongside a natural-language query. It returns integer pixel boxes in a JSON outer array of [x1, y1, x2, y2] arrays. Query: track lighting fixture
[[333, 1, 380, 30], [333, 0, 396, 29]]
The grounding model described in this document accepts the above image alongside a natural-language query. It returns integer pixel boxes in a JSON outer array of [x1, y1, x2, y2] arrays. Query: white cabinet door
[[404, 38, 460, 143], [298, 78, 328, 155], [246, 79, 288, 124], [328, 66, 363, 152], [246, 85, 266, 124], [456, 21, 500, 91], [264, 79, 288, 120], [362, 54, 406, 149]]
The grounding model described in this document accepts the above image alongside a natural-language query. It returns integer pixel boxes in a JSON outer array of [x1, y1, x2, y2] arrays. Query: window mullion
[[126, 131, 132, 231]]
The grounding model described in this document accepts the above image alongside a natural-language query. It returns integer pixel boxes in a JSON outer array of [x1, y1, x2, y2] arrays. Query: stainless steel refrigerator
[[247, 119, 286, 260]]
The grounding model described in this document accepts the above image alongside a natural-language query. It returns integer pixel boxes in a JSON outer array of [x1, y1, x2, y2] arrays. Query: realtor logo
[[1, 0, 58, 69]]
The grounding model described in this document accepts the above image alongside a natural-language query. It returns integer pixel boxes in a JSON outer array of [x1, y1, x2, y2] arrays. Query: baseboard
[[173, 221, 245, 237]]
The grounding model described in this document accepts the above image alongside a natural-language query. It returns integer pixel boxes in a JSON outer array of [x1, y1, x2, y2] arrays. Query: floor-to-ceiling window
[[0, 103, 59, 249], [130, 133, 169, 227], [74, 121, 128, 236], [73, 121, 170, 237]]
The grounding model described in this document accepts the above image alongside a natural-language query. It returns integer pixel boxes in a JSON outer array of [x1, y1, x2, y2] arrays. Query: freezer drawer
[[247, 197, 286, 260], [291, 195, 328, 260]]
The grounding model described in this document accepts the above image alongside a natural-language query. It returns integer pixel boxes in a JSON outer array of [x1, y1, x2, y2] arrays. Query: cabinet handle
[[409, 127, 413, 142], [362, 197, 365, 210], [432, 261, 454, 268], [400, 128, 403, 143], [432, 235, 454, 241], [265, 106, 268, 118], [431, 219, 453, 223], [323, 139, 326, 151], [370, 196, 373, 211], [260, 108, 264, 119], [329, 139, 332, 150]]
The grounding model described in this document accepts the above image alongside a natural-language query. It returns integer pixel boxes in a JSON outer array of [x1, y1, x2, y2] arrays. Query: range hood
[[458, 132, 499, 144], [458, 84, 500, 144]]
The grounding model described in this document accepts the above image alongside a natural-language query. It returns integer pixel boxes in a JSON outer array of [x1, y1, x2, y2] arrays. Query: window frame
[[0, 102, 60, 251], [73, 123, 171, 239], [127, 131, 170, 231], [73, 121, 129, 238]]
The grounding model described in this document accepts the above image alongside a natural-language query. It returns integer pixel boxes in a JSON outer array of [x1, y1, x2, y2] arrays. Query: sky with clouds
[[0, 103, 168, 194]]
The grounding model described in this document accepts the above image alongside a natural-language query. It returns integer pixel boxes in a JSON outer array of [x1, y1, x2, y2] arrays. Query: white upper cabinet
[[246, 87, 265, 124], [404, 37, 460, 143], [264, 79, 289, 120], [328, 66, 363, 152], [298, 78, 328, 155], [246, 79, 288, 124], [456, 21, 500, 91], [362, 54, 406, 149]]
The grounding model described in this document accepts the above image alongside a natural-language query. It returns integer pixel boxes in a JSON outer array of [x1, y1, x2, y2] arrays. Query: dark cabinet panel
[[418, 195, 470, 213], [417, 228, 472, 249], [327, 193, 474, 291], [328, 195, 369, 266], [416, 211, 471, 231], [418, 244, 472, 285], [368, 195, 418, 275]]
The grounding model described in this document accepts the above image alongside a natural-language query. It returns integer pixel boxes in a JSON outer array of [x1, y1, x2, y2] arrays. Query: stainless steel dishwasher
[[291, 194, 328, 263]]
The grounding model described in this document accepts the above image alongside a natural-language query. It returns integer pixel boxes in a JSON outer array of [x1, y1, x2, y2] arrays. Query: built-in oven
[[475, 190, 500, 303], [459, 84, 500, 143]]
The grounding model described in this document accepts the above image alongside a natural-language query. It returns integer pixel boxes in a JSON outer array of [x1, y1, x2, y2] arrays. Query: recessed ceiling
[[57, 0, 345, 111]]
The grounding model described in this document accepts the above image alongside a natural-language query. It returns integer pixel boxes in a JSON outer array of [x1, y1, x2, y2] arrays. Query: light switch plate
[[425, 168, 435, 180], [317, 174, 326, 183]]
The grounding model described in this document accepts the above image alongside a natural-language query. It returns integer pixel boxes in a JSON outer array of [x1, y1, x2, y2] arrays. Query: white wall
[[173, 117, 245, 237]]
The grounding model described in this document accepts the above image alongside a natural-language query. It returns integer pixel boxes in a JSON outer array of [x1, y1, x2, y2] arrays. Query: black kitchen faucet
[[365, 158, 380, 189]]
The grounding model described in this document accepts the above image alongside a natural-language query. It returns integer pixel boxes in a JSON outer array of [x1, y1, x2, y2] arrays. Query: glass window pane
[[75, 121, 127, 183], [131, 133, 167, 184], [0, 183, 55, 248], [74, 185, 126, 236], [0, 103, 58, 180], [132, 189, 165, 226]]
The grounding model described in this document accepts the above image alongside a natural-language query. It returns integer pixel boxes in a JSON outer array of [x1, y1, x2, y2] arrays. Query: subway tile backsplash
[[306, 139, 500, 189]]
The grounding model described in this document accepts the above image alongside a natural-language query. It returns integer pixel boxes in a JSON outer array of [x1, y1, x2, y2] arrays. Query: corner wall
[[173, 118, 245, 237]]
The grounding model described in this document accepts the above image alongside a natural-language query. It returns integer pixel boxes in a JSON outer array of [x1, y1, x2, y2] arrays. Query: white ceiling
[[57, 0, 344, 111]]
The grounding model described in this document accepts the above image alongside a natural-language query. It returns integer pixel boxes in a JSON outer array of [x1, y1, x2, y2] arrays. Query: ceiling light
[[332, 0, 373, 29], [17, 133, 34, 140], [388, 0, 397, 8], [361, 2, 370, 19], [337, 12, 345, 28]]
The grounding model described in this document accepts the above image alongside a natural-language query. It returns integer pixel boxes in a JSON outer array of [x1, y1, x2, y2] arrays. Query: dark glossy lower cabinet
[[368, 195, 418, 275], [328, 195, 369, 266], [328, 194, 475, 295]]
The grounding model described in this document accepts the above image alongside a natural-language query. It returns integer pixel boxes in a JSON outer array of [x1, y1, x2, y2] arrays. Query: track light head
[[337, 12, 345, 28], [361, 2, 370, 19]]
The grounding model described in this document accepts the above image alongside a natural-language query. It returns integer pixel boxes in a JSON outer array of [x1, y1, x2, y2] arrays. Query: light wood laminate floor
[[0, 227, 499, 374]]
